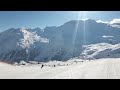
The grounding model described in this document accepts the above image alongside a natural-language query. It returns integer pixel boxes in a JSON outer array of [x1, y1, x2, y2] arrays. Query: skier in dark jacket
[[41, 64, 44, 68]]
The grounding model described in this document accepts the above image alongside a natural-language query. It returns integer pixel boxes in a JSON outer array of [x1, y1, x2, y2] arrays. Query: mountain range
[[0, 19, 120, 63]]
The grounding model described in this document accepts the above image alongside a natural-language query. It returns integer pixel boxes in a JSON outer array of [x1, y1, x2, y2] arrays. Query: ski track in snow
[[0, 59, 120, 79]]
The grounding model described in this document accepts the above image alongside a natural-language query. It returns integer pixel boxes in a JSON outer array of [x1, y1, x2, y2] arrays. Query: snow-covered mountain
[[0, 28, 49, 63], [1, 19, 120, 63], [79, 43, 120, 60]]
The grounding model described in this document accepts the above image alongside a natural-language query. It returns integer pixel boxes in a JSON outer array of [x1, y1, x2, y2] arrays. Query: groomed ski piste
[[0, 58, 120, 79]]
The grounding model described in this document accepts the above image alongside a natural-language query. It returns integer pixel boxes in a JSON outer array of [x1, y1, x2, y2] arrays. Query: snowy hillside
[[0, 28, 49, 63], [1, 19, 120, 63], [80, 43, 120, 59], [0, 58, 120, 79]]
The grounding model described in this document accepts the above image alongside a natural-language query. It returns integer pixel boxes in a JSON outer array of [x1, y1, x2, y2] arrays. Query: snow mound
[[19, 60, 27, 65]]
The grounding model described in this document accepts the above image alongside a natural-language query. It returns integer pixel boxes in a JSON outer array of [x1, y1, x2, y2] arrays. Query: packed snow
[[0, 58, 120, 79]]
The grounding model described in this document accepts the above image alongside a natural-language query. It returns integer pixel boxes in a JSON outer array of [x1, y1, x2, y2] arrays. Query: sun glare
[[72, 11, 87, 46]]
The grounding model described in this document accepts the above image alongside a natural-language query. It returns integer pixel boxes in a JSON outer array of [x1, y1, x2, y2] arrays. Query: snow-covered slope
[[80, 43, 120, 59], [1, 19, 120, 63], [0, 28, 49, 63], [0, 58, 120, 79]]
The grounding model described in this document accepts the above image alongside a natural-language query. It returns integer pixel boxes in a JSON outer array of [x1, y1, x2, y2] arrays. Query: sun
[[71, 11, 88, 20], [79, 11, 88, 20]]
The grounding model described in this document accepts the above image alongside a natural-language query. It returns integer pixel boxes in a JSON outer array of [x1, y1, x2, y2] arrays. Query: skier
[[41, 64, 44, 68]]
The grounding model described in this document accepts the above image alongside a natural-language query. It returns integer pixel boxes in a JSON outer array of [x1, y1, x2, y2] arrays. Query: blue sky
[[0, 11, 120, 32]]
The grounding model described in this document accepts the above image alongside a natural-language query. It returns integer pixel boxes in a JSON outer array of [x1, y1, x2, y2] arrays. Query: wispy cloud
[[109, 19, 120, 28], [109, 19, 120, 24], [96, 19, 120, 28]]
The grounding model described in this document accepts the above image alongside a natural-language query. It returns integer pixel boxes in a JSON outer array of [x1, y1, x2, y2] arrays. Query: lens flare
[[83, 11, 87, 45], [72, 11, 87, 46], [72, 11, 87, 58]]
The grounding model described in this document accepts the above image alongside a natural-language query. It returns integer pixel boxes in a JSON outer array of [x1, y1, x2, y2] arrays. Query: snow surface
[[0, 58, 120, 79]]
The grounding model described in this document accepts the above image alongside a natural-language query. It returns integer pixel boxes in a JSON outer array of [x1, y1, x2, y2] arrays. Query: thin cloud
[[96, 19, 120, 28], [109, 19, 120, 28], [110, 19, 120, 24]]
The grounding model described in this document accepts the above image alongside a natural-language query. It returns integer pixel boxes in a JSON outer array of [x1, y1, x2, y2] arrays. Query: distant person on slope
[[41, 64, 44, 68]]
